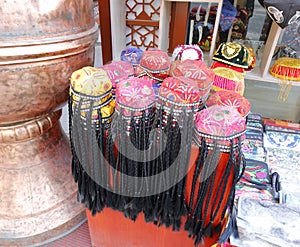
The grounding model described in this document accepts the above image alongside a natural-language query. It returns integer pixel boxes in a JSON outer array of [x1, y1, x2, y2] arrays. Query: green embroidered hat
[[213, 42, 250, 69]]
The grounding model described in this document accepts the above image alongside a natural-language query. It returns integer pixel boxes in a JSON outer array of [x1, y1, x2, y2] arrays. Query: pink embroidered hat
[[100, 61, 134, 96], [194, 105, 246, 149], [206, 90, 250, 117], [186, 105, 246, 244], [115, 77, 156, 117]]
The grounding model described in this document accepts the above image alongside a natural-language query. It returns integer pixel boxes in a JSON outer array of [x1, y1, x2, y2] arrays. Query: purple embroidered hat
[[120, 47, 144, 66]]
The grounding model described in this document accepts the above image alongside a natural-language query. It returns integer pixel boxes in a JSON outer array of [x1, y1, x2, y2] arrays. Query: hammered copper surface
[[0, 0, 98, 245], [0, 110, 85, 245], [0, 0, 98, 124]]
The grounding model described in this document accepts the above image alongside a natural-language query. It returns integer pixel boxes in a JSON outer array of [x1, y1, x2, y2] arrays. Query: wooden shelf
[[159, 0, 224, 63]]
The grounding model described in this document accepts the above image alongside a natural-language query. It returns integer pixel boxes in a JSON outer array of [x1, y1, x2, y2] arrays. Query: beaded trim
[[145, 71, 165, 82], [139, 64, 170, 74], [194, 128, 246, 141], [193, 137, 243, 153], [116, 101, 156, 112], [70, 85, 112, 101], [115, 107, 155, 121], [157, 91, 209, 108], [71, 95, 114, 112], [76, 114, 113, 129]]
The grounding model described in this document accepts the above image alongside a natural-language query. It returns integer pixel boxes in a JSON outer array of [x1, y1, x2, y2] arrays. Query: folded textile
[[231, 196, 300, 247]]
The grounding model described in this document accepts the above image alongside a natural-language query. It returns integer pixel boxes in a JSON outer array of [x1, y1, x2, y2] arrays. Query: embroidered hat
[[170, 59, 214, 102], [69, 66, 115, 122], [269, 57, 300, 101], [211, 61, 245, 74], [172, 44, 204, 61], [186, 105, 246, 244], [194, 105, 246, 149], [111, 76, 157, 221], [115, 77, 156, 117], [138, 49, 171, 81], [100, 61, 134, 97], [206, 90, 251, 117], [213, 42, 250, 69], [212, 67, 245, 96], [270, 57, 300, 81], [158, 76, 206, 113], [120, 47, 144, 65]]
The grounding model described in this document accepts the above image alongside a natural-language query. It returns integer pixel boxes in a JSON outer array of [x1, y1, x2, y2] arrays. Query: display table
[[85, 146, 220, 247]]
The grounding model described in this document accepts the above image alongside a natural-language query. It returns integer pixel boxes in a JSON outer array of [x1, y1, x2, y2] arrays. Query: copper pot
[[0, 0, 98, 124], [0, 0, 98, 245]]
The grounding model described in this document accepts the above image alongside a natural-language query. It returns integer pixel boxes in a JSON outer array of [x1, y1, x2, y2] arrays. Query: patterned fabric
[[245, 46, 256, 71], [101, 61, 134, 88], [220, 0, 237, 31], [70, 66, 112, 95], [69, 66, 115, 121], [212, 67, 245, 95], [116, 77, 155, 116], [213, 42, 250, 69], [194, 105, 246, 148], [120, 47, 143, 65], [139, 49, 170, 73], [265, 131, 300, 150], [172, 44, 204, 61], [158, 76, 204, 111], [211, 61, 245, 74], [170, 59, 214, 100], [206, 90, 250, 117], [270, 57, 300, 81], [260, 0, 300, 29]]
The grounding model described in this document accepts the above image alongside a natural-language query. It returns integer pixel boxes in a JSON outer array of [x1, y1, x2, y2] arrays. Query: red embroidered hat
[[138, 49, 171, 81], [170, 59, 214, 101]]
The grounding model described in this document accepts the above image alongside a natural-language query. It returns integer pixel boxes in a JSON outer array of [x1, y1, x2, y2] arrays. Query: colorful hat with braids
[[112, 76, 156, 220], [146, 75, 206, 231], [270, 57, 300, 101], [185, 105, 246, 245], [172, 44, 204, 61], [69, 66, 115, 123], [137, 49, 171, 82], [158, 76, 205, 114], [69, 66, 115, 216], [213, 42, 250, 69], [206, 90, 251, 117], [212, 67, 245, 96], [170, 59, 214, 106]]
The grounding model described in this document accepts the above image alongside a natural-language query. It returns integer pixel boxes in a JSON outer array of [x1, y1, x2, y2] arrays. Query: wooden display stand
[[86, 145, 236, 247]]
